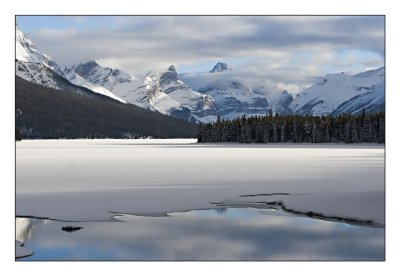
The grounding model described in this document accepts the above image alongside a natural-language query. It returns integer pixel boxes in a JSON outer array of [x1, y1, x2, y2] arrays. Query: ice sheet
[[16, 140, 384, 224], [16, 240, 33, 258]]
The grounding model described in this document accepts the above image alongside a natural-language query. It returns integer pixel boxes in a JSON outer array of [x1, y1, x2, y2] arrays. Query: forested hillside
[[16, 76, 197, 139]]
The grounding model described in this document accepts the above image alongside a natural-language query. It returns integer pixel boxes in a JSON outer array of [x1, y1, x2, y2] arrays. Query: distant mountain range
[[15, 25, 197, 139], [289, 67, 384, 116], [16, 24, 384, 129]]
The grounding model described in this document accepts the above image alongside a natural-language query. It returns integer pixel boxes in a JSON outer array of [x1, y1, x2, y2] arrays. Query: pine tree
[[312, 122, 317, 143], [378, 115, 385, 143], [197, 124, 204, 143], [272, 121, 278, 143], [292, 120, 298, 142], [264, 121, 271, 143], [280, 121, 286, 142]]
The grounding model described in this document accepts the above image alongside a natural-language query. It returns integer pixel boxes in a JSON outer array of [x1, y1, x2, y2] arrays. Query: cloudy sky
[[16, 15, 384, 94]]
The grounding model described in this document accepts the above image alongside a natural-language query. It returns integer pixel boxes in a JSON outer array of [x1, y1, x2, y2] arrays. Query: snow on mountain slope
[[63, 67, 126, 103], [16, 26, 126, 103], [181, 63, 271, 119], [16, 61, 122, 100], [209, 62, 233, 73], [16, 23, 384, 122], [269, 91, 294, 115], [157, 65, 217, 122], [67, 61, 135, 91], [16, 25, 65, 77], [70, 62, 217, 122], [290, 67, 384, 116], [69, 61, 183, 115], [331, 81, 384, 115], [16, 61, 65, 90]]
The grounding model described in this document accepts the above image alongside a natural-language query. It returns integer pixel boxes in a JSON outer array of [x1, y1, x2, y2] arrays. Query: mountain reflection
[[18, 208, 384, 261], [16, 217, 49, 243]]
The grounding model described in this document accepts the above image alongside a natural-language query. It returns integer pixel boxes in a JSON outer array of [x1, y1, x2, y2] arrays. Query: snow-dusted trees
[[197, 112, 385, 144]]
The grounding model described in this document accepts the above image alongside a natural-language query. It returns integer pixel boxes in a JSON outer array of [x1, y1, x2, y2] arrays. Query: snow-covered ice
[[16, 240, 33, 258], [16, 139, 384, 224]]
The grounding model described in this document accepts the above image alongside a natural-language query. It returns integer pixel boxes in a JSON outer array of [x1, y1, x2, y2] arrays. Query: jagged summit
[[209, 62, 232, 73], [66, 61, 135, 91], [16, 24, 65, 77], [72, 61, 100, 77], [168, 65, 177, 72], [77, 60, 99, 67], [16, 26, 127, 103], [160, 65, 179, 85]]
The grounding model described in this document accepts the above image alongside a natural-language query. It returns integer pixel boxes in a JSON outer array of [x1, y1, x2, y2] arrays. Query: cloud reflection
[[18, 208, 384, 261]]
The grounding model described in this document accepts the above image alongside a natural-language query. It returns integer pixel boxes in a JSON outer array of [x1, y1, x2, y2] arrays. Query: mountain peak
[[168, 65, 177, 72], [79, 60, 99, 67], [160, 65, 179, 85], [209, 62, 232, 73], [16, 24, 65, 77], [69, 61, 135, 91], [324, 72, 348, 79], [16, 25, 38, 62], [73, 61, 101, 78]]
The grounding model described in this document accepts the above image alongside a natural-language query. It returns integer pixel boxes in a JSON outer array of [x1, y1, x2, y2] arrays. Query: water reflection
[[16, 217, 49, 243], [17, 208, 384, 261]]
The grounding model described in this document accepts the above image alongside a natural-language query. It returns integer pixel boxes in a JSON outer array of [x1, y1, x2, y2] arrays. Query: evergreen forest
[[197, 112, 385, 144], [16, 76, 197, 139]]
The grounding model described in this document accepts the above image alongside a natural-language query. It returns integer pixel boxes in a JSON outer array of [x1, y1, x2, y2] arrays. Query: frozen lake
[[16, 139, 384, 260]]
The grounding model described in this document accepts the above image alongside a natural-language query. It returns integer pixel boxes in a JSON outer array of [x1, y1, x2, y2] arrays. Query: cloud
[[24, 16, 384, 94]]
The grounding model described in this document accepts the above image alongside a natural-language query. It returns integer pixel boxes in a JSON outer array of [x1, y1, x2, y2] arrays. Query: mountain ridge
[[16, 26, 385, 125], [16, 76, 197, 139]]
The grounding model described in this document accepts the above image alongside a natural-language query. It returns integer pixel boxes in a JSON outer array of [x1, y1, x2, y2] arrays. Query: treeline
[[16, 76, 197, 139], [197, 112, 385, 144]]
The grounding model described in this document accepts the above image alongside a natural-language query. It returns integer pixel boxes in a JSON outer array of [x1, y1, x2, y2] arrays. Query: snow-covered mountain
[[181, 63, 272, 119], [16, 60, 66, 90], [156, 65, 217, 122], [63, 66, 126, 103], [67, 61, 175, 114], [16, 25, 384, 124], [66, 61, 135, 91], [16, 26, 126, 103], [269, 91, 294, 115], [16, 24, 65, 77], [209, 62, 233, 73], [331, 82, 384, 115], [68, 62, 217, 122], [290, 67, 384, 116]]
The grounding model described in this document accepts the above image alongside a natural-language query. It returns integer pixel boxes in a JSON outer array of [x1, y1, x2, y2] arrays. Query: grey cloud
[[25, 16, 384, 94], [220, 16, 384, 54]]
